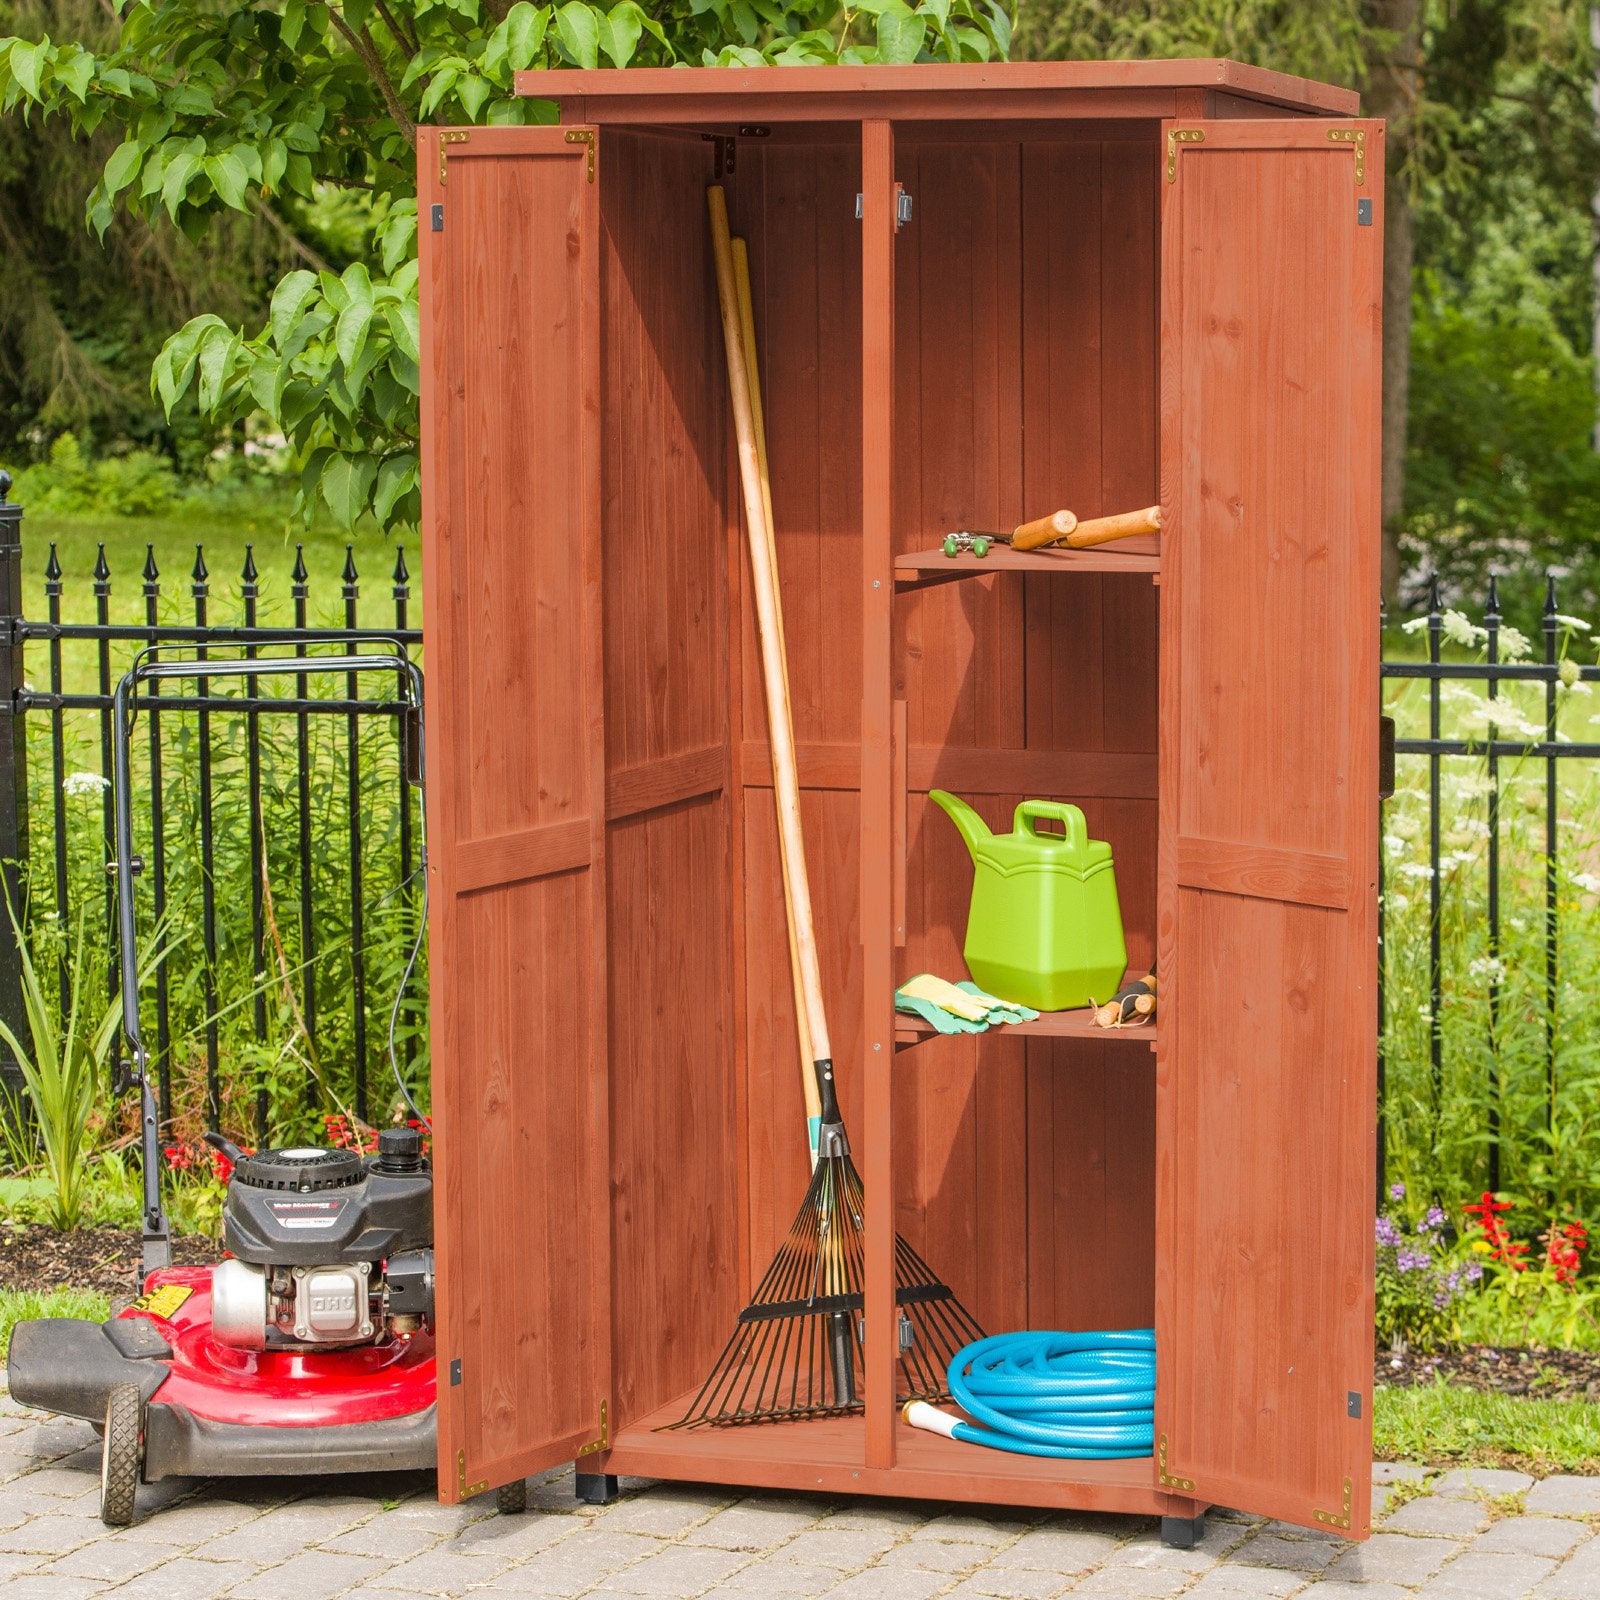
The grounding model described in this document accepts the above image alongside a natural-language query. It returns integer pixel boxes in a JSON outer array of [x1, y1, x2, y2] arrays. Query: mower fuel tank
[[223, 1138, 431, 1267]]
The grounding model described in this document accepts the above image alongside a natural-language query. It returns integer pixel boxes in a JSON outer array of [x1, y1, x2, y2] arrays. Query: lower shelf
[[895, 1007, 1158, 1051], [607, 1387, 1189, 1516]]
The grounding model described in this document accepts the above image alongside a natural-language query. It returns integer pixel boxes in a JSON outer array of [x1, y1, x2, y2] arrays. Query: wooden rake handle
[[1011, 503, 1163, 553]]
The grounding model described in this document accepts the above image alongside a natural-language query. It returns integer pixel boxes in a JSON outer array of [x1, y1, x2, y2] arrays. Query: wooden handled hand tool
[[943, 504, 1162, 558]]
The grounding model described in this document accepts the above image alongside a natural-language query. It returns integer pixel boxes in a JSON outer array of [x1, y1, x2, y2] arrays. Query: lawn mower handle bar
[[110, 647, 425, 1281]]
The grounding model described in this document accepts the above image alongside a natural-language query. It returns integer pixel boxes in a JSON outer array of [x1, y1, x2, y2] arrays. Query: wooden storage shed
[[418, 60, 1382, 1541]]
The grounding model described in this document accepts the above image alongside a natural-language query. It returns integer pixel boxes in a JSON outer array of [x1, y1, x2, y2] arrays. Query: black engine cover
[[223, 1147, 432, 1267]]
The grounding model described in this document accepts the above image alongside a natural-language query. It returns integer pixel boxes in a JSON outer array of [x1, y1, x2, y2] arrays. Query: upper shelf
[[895, 535, 1161, 592]]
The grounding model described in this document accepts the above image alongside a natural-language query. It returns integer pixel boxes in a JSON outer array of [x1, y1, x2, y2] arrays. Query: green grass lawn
[[0, 1287, 110, 1365], [1376, 1382, 1600, 1474]]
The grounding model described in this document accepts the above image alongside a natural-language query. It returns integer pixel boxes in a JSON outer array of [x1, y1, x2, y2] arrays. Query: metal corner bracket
[[438, 130, 470, 187], [1157, 1433, 1196, 1492], [456, 1449, 488, 1499], [565, 128, 597, 183], [1327, 127, 1365, 184], [1166, 128, 1204, 183], [1313, 1476, 1354, 1531], [577, 1399, 610, 1457]]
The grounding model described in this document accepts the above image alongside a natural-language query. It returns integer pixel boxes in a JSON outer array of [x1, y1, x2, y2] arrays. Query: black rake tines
[[666, 1150, 983, 1430]]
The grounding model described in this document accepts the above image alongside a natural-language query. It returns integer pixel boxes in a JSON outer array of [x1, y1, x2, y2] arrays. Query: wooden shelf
[[895, 535, 1160, 592], [607, 1387, 1174, 1516], [895, 1007, 1157, 1051]]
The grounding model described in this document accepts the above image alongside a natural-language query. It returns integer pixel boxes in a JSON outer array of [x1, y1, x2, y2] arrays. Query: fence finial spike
[[342, 543, 359, 589], [241, 544, 259, 587], [44, 542, 61, 586], [1427, 571, 1441, 614], [142, 544, 159, 586], [93, 543, 110, 585], [291, 543, 309, 589], [0, 470, 11, 504], [191, 544, 209, 586], [1486, 573, 1501, 619], [392, 545, 409, 588], [1545, 572, 1560, 617]]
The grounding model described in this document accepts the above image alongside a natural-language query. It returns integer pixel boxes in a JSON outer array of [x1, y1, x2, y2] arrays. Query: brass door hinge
[[1166, 128, 1204, 183], [566, 128, 597, 182], [456, 1449, 487, 1499], [1157, 1433, 1196, 1492], [576, 1399, 610, 1457], [438, 130, 470, 186], [1327, 128, 1365, 184], [1314, 1476, 1354, 1531]]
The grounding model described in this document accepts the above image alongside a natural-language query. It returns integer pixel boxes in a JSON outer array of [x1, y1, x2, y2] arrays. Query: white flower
[[1385, 892, 1411, 912], [1385, 834, 1406, 857], [1441, 850, 1477, 871], [1392, 813, 1424, 840], [1498, 627, 1532, 662], [1417, 1005, 1434, 1024], [62, 771, 108, 798], [1469, 957, 1507, 984], [1442, 610, 1488, 648], [1571, 872, 1600, 894], [1399, 862, 1435, 880], [1553, 614, 1592, 631], [1450, 772, 1497, 799], [1559, 657, 1581, 688], [1402, 616, 1431, 635]]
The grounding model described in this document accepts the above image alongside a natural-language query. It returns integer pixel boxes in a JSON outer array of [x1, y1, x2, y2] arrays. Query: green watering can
[[930, 790, 1128, 1013]]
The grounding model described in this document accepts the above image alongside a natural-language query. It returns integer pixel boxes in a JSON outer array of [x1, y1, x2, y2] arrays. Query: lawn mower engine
[[209, 1128, 433, 1352]]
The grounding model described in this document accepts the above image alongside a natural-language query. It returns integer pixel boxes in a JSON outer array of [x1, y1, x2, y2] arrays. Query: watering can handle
[[1014, 799, 1088, 856]]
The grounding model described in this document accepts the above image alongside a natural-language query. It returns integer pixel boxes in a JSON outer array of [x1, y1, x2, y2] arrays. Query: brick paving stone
[[1231, 1534, 1342, 1574], [1532, 1537, 1600, 1599], [910, 1513, 1038, 1546], [815, 1570, 951, 1600], [877, 1538, 988, 1573], [107, 1556, 262, 1600], [989, 1528, 1122, 1572], [47, 1538, 182, 1581], [590, 1543, 749, 1596], [0, 1514, 112, 1556], [778, 1528, 902, 1569], [1525, 1477, 1600, 1518], [1180, 1570, 1306, 1597], [317, 1518, 443, 1560], [227, 1548, 388, 1599], [818, 1503, 941, 1530], [714, 1559, 845, 1596], [682, 1503, 819, 1551], [1382, 1496, 1490, 1537], [116, 1498, 264, 1544], [592, 1491, 725, 1538], [946, 1567, 1074, 1599], [22, 1469, 100, 1499], [1322, 1532, 1455, 1586], [1296, 1584, 1413, 1600], [1070, 1569, 1197, 1597], [451, 1511, 581, 1560], [1104, 1527, 1227, 1573], [1430, 1469, 1535, 1500], [371, 1547, 515, 1595], [486, 1529, 664, 1595], [1473, 1517, 1590, 1560], [0, 1578, 108, 1600], [1372, 1462, 1432, 1485], [1414, 1551, 1558, 1599]]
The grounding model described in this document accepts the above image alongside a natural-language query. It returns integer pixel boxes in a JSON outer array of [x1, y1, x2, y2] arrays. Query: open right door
[[1155, 118, 1384, 1537]]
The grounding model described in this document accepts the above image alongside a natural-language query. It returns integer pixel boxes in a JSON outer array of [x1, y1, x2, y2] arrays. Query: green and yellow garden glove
[[895, 975, 989, 1033]]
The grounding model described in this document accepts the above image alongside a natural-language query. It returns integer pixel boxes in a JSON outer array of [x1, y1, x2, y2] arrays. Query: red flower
[[1545, 1220, 1589, 1287], [1464, 1192, 1529, 1272]]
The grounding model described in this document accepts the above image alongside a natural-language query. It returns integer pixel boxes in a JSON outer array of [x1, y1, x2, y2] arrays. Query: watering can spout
[[929, 789, 992, 859]]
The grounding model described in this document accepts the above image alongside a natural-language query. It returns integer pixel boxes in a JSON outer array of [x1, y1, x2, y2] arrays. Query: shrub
[[13, 432, 180, 518]]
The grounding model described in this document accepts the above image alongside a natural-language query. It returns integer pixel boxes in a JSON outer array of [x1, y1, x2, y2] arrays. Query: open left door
[[1156, 119, 1383, 1537], [419, 125, 611, 1502]]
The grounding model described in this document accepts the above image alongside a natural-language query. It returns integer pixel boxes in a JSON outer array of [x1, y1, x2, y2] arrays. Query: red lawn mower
[[7, 648, 497, 1525]]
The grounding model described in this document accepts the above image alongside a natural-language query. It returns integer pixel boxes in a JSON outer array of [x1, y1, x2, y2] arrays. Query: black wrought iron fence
[[1380, 576, 1600, 1211], [0, 476, 421, 1144]]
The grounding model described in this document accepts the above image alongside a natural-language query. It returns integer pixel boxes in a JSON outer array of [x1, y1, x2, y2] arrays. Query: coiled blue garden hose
[[904, 1329, 1155, 1459]]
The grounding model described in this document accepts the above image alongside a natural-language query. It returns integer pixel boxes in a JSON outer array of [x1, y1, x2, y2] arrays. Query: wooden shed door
[[1156, 120, 1383, 1537], [419, 125, 610, 1501]]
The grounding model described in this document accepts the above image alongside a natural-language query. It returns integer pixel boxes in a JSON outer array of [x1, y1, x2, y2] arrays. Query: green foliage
[[0, 897, 169, 1231], [12, 431, 180, 517], [0, 1, 1015, 532], [1374, 1379, 1600, 1472], [0, 1286, 110, 1363]]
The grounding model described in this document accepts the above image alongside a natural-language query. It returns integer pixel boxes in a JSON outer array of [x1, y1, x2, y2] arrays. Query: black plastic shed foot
[[1161, 1512, 1206, 1550], [575, 1470, 620, 1505]]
